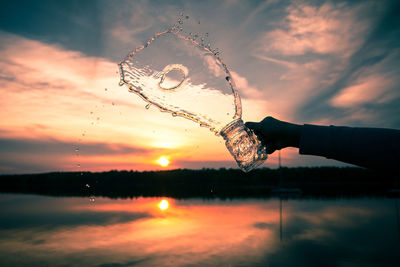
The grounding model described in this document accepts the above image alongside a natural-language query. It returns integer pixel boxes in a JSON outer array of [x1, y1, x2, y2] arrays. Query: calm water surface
[[0, 194, 399, 266]]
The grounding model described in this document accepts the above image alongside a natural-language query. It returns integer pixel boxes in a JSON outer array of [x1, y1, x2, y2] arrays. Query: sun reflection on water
[[1, 195, 395, 267]]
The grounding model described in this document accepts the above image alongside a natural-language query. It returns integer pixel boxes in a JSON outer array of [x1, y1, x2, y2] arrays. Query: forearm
[[299, 124, 400, 169]]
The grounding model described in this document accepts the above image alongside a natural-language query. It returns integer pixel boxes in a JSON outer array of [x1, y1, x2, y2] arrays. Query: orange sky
[[0, 31, 287, 173], [1, 1, 399, 173]]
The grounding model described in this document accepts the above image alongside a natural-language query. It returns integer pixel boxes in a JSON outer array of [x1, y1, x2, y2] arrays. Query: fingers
[[245, 121, 263, 137], [245, 120, 278, 154], [244, 121, 259, 131], [245, 121, 266, 145]]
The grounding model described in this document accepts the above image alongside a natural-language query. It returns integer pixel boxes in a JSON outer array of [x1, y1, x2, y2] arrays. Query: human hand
[[245, 116, 302, 154]]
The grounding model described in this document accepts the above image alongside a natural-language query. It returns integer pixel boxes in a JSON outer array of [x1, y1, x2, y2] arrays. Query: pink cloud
[[261, 2, 371, 57], [330, 74, 394, 108], [230, 71, 263, 99]]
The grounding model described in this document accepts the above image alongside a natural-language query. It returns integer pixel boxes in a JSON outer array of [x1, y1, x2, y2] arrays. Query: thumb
[[244, 121, 259, 131]]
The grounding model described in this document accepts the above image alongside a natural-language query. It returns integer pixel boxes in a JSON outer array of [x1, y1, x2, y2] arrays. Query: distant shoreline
[[0, 167, 399, 198]]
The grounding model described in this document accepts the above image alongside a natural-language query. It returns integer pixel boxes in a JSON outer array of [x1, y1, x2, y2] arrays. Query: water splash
[[118, 14, 267, 171], [118, 17, 241, 135]]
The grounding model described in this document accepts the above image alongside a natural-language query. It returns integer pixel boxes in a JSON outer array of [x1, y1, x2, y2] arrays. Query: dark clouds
[[0, 210, 151, 230], [0, 137, 149, 174], [0, 0, 103, 57], [297, 1, 400, 128], [0, 137, 148, 155]]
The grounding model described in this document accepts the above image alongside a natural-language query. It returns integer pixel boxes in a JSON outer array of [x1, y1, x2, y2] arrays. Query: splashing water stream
[[118, 16, 267, 171]]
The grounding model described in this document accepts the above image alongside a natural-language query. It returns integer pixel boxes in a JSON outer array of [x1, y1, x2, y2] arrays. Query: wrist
[[287, 123, 302, 148]]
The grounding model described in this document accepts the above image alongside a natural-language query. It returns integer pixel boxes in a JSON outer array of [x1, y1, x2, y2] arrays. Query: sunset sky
[[0, 0, 399, 174]]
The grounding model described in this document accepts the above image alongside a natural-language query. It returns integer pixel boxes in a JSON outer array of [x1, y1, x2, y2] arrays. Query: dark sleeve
[[299, 124, 400, 169]]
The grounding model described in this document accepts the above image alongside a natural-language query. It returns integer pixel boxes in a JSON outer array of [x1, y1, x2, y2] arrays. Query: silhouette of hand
[[245, 116, 302, 154]]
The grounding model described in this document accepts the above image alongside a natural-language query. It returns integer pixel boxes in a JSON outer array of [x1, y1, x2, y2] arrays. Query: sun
[[158, 199, 169, 210], [157, 156, 169, 167]]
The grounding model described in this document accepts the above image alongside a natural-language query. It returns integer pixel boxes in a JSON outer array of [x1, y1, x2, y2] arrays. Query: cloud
[[0, 137, 149, 155], [0, 210, 151, 230], [231, 71, 263, 99], [330, 50, 400, 109], [204, 54, 224, 77], [238, 0, 278, 31], [249, 1, 366, 120], [0, 32, 111, 92], [330, 74, 393, 108], [0, 137, 152, 174], [201, 43, 264, 99], [255, 54, 298, 69], [249, 1, 397, 127], [260, 2, 371, 57]]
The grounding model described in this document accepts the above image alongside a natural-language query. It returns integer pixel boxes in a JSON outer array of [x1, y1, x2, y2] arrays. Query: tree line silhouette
[[0, 167, 398, 198]]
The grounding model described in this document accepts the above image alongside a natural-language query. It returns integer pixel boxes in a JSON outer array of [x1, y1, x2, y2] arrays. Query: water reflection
[[0, 194, 399, 266]]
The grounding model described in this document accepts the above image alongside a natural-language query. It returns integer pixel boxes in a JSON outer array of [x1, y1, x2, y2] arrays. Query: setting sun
[[157, 156, 170, 167], [158, 199, 169, 210]]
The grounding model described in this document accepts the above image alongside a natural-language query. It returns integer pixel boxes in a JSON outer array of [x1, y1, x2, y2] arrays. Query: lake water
[[0, 194, 399, 266]]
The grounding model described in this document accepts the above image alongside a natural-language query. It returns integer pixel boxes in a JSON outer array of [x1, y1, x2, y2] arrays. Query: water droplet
[[85, 184, 90, 188], [225, 76, 230, 81], [96, 117, 100, 120], [226, 113, 230, 115], [145, 103, 151, 109], [90, 111, 93, 114], [198, 21, 201, 24], [185, 15, 189, 19], [75, 148, 79, 152], [77, 164, 81, 168], [104, 88, 108, 91], [82, 133, 85, 136], [172, 112, 177, 117]]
